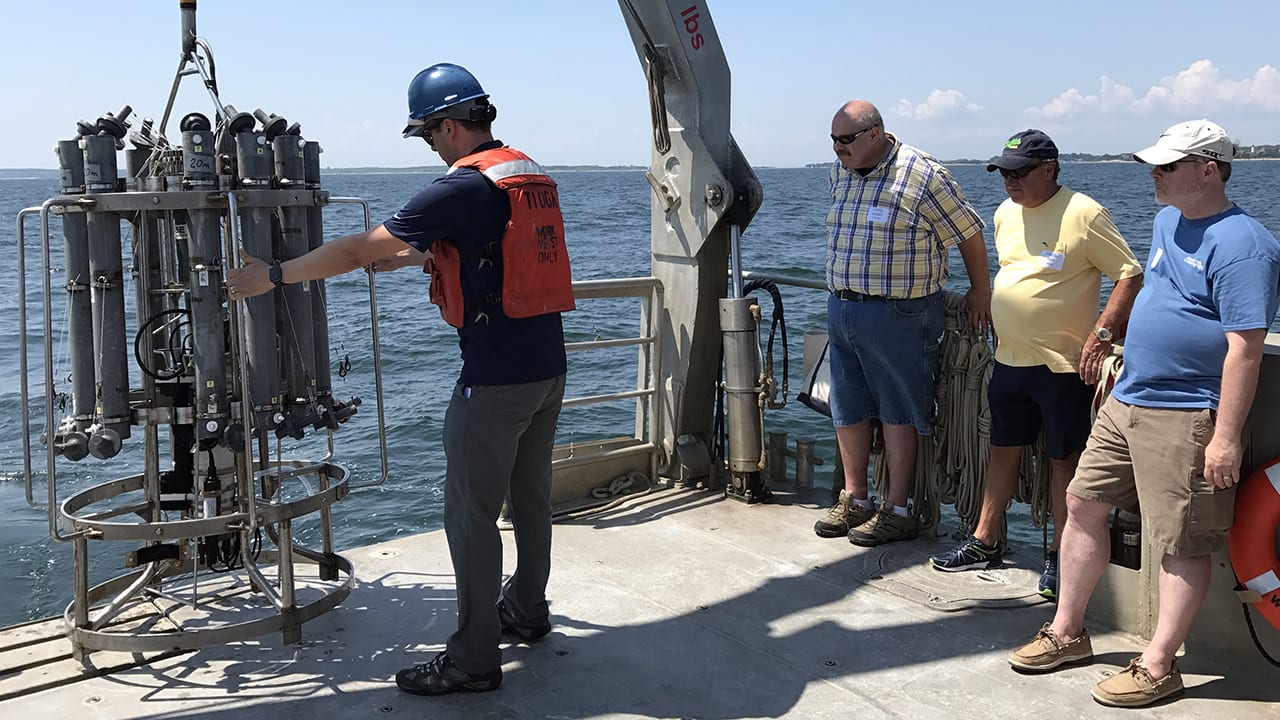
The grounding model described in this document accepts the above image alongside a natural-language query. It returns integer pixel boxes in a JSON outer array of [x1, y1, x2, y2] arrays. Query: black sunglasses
[[1154, 159, 1202, 173], [999, 162, 1047, 181], [422, 118, 447, 148], [831, 125, 877, 145]]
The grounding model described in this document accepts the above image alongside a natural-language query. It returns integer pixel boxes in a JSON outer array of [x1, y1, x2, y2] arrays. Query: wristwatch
[[269, 260, 285, 288], [1093, 326, 1114, 342]]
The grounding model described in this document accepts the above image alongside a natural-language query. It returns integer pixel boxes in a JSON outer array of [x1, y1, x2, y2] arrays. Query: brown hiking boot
[[813, 490, 875, 538], [1092, 657, 1184, 707], [847, 508, 917, 546], [1008, 622, 1094, 672]]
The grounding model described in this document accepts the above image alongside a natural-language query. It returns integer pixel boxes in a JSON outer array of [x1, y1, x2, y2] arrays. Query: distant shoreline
[[0, 165, 653, 179], [5, 156, 1280, 180], [805, 156, 1280, 168]]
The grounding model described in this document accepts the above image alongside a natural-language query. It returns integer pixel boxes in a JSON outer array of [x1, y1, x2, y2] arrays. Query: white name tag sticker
[[866, 206, 890, 223], [1038, 251, 1065, 271]]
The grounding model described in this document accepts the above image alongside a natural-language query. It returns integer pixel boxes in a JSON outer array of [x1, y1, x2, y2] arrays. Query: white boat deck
[[4, 485, 1278, 719]]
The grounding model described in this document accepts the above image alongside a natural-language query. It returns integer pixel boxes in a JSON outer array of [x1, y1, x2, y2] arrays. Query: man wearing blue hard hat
[[228, 63, 574, 696]]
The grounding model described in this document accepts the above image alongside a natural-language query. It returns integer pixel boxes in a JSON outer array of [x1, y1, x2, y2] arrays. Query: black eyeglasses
[[999, 162, 1048, 180], [1154, 159, 1202, 173], [422, 118, 446, 148], [831, 125, 878, 145]]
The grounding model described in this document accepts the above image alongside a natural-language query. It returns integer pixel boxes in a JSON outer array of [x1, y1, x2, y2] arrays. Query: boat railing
[[739, 269, 827, 293], [551, 277, 665, 506]]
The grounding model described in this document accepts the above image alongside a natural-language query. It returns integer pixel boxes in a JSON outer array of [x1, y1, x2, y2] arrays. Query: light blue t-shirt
[[1112, 205, 1280, 409]]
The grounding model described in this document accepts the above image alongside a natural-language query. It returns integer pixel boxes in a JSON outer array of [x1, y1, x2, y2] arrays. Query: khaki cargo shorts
[[1067, 396, 1236, 557]]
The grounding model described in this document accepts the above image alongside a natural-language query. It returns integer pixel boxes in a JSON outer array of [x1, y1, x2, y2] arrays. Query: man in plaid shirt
[[813, 100, 991, 547]]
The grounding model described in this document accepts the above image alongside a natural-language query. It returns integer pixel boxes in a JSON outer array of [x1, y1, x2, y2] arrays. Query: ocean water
[[1, 160, 1278, 627]]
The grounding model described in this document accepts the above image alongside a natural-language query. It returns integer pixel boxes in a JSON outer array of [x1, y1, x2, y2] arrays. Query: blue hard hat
[[402, 63, 490, 138]]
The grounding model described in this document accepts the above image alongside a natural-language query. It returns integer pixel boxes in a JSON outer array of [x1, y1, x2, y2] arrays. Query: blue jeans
[[826, 291, 943, 433]]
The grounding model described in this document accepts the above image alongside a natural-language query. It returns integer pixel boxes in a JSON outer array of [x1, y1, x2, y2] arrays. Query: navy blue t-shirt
[[382, 140, 567, 386]]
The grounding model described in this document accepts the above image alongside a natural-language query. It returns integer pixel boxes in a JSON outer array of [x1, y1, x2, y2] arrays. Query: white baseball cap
[[1132, 120, 1234, 165]]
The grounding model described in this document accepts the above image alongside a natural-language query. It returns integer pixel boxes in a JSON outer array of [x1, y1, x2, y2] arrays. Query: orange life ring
[[1228, 457, 1280, 631]]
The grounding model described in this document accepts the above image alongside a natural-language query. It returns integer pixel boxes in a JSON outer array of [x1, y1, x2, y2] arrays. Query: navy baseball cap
[[987, 129, 1059, 171]]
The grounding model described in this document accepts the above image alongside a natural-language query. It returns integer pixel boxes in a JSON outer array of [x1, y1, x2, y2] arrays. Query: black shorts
[[988, 362, 1093, 459]]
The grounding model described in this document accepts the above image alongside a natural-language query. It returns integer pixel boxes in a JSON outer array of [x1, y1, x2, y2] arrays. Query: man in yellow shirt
[[928, 130, 1143, 598]]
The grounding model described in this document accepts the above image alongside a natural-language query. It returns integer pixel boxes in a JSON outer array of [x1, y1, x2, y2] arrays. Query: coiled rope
[[868, 297, 1127, 537]]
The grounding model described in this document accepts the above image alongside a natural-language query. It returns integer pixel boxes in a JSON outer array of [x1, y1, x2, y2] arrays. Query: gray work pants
[[442, 374, 565, 673]]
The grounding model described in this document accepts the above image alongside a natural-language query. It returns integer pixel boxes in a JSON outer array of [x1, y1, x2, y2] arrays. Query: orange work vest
[[424, 147, 576, 328]]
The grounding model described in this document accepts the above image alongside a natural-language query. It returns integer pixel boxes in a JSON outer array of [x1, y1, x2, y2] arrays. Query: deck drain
[[555, 649, 572, 657]]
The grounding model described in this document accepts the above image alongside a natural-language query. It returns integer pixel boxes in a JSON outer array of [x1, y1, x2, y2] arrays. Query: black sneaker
[[395, 651, 502, 696], [929, 536, 1004, 571], [497, 599, 552, 643], [1038, 550, 1059, 600]]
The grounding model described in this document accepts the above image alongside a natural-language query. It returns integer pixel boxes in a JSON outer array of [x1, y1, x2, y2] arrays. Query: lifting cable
[[620, 0, 671, 155]]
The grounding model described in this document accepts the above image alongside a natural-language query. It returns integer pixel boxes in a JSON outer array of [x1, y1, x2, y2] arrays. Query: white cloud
[[894, 89, 983, 119], [1028, 60, 1280, 120]]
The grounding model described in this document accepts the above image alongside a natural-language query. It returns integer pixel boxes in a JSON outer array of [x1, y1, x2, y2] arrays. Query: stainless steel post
[[794, 437, 822, 489], [728, 224, 744, 299], [767, 430, 789, 483]]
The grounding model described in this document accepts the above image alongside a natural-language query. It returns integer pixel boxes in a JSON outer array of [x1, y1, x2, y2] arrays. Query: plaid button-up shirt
[[826, 137, 984, 299]]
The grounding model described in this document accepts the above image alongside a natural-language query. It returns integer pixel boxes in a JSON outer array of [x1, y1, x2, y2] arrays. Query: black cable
[[134, 307, 190, 380], [743, 279, 789, 408], [1237, 587, 1280, 667]]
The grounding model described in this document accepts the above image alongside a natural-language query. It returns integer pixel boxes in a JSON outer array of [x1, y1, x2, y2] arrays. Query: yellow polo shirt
[[990, 187, 1142, 372]]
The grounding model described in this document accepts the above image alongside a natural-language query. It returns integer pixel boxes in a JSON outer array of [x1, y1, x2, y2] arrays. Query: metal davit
[[13, 0, 387, 661], [618, 1, 767, 501]]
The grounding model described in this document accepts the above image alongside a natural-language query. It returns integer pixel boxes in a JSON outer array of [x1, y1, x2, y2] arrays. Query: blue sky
[[2, 1, 1278, 169]]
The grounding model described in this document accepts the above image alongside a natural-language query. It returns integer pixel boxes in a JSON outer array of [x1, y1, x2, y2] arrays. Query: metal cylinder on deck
[[181, 128, 228, 446], [234, 131, 282, 433], [766, 430, 788, 483], [303, 140, 333, 414], [82, 135, 130, 458], [718, 297, 764, 473], [55, 141, 94, 459], [793, 437, 820, 489], [274, 134, 316, 436]]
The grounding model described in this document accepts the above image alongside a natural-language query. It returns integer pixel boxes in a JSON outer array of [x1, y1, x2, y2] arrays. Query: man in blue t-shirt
[[228, 63, 566, 697], [1007, 120, 1280, 708]]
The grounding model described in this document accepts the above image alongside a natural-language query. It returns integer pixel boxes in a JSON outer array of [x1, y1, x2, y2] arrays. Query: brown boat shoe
[[1092, 657, 1184, 707], [1008, 622, 1093, 672]]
